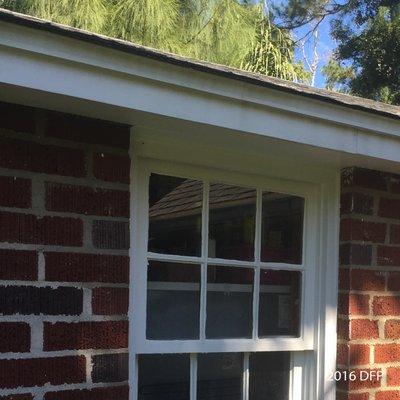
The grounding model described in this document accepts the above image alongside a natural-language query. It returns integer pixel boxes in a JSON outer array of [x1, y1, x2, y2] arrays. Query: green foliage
[[241, 5, 310, 82], [321, 59, 354, 92], [1, 0, 307, 82], [276, 0, 400, 104]]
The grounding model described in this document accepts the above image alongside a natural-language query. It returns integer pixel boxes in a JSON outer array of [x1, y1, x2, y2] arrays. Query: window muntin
[[132, 158, 332, 400], [137, 352, 291, 400], [146, 173, 306, 344]]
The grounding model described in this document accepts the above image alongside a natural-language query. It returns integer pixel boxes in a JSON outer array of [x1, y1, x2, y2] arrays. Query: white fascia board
[[1, 21, 400, 164]]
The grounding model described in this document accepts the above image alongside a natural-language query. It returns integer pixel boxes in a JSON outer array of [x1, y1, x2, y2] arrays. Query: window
[[132, 159, 326, 400]]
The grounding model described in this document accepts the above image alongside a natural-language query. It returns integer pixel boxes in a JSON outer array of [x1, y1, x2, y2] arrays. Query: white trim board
[[128, 148, 340, 400], [1, 20, 400, 167]]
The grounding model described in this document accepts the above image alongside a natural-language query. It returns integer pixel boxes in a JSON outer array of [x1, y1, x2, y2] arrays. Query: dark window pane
[[149, 174, 202, 256], [147, 261, 200, 340], [138, 354, 190, 400], [208, 183, 256, 261], [197, 353, 243, 400], [206, 266, 253, 338], [249, 352, 290, 400], [258, 270, 301, 337], [261, 192, 304, 263]]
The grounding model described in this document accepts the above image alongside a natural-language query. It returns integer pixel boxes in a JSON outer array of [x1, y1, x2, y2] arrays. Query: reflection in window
[[261, 193, 304, 264], [147, 261, 200, 340], [197, 353, 243, 400], [208, 183, 256, 261], [249, 352, 290, 400], [258, 270, 301, 337], [138, 354, 190, 400], [148, 174, 202, 256], [206, 266, 253, 338]]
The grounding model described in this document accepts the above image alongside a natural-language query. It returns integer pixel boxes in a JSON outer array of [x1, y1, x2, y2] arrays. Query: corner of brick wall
[[0, 102, 131, 400], [338, 166, 400, 400]]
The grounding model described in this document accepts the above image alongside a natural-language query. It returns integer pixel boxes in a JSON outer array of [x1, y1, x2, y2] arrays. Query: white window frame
[[129, 156, 339, 400]]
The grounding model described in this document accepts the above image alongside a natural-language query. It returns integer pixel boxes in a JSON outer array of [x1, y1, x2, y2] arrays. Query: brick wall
[[0, 102, 130, 400], [338, 167, 400, 400]]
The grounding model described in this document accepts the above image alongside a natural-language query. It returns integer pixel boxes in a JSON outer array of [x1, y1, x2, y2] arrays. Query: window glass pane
[[206, 266, 253, 338], [138, 354, 190, 400], [261, 192, 304, 263], [258, 270, 301, 337], [208, 183, 256, 261], [147, 261, 200, 340], [197, 353, 243, 400], [249, 352, 290, 400], [149, 173, 202, 256]]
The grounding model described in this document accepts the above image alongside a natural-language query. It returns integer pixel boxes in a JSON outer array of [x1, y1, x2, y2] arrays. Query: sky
[[268, 0, 336, 88], [293, 18, 335, 87]]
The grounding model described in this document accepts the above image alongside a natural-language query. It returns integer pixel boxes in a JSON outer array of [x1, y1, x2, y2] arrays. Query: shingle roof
[[1, 7, 399, 120], [149, 181, 256, 220]]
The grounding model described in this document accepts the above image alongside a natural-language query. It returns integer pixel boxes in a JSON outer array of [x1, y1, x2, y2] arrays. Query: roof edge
[[0, 7, 399, 121]]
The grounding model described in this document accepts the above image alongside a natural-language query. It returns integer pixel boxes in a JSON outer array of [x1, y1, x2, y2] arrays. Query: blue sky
[[268, 0, 336, 88], [293, 17, 335, 87]]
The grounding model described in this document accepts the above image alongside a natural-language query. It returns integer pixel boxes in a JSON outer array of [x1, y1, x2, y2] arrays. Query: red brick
[[350, 269, 385, 291], [373, 297, 400, 316], [342, 168, 388, 191], [378, 246, 400, 267], [337, 344, 349, 366], [92, 353, 128, 382], [0, 138, 85, 177], [390, 225, 400, 244], [0, 101, 36, 134], [349, 395, 369, 400], [92, 220, 129, 250], [348, 369, 382, 390], [349, 344, 370, 365], [92, 287, 129, 315], [43, 321, 128, 351], [0, 323, 30, 353], [338, 294, 349, 315], [0, 286, 82, 316], [376, 391, 400, 400], [350, 319, 378, 339], [0, 176, 31, 208], [375, 344, 400, 363], [44, 385, 129, 400], [388, 367, 400, 386], [388, 272, 400, 291], [340, 244, 372, 266], [341, 192, 374, 216], [340, 219, 386, 243], [45, 111, 130, 149], [46, 182, 129, 217], [349, 294, 370, 315], [339, 267, 350, 289], [0, 212, 83, 246], [336, 393, 369, 400], [0, 356, 85, 388], [337, 318, 349, 339], [379, 198, 400, 220], [0, 249, 37, 281], [45, 252, 129, 283], [385, 320, 400, 338], [93, 153, 130, 184]]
